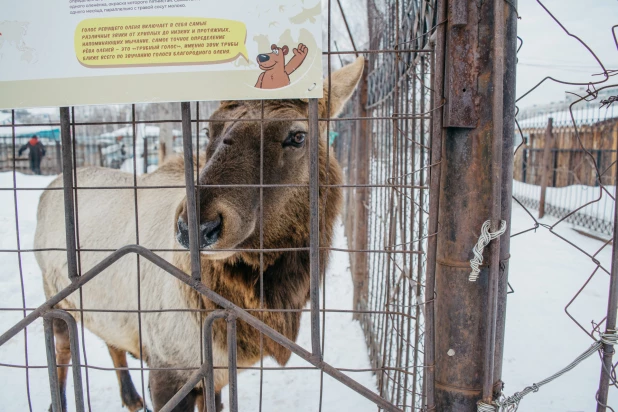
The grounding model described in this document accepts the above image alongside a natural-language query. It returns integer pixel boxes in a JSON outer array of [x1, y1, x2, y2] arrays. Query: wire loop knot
[[469, 220, 507, 282]]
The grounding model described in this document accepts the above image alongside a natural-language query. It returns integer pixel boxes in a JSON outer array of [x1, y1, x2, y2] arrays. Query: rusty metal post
[[352, 61, 370, 318], [424, 0, 447, 408], [308, 98, 321, 359], [596, 140, 618, 412], [432, 0, 517, 410], [538, 117, 553, 218]]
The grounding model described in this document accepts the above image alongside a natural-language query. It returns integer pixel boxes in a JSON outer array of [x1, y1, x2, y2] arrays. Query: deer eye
[[283, 131, 306, 148]]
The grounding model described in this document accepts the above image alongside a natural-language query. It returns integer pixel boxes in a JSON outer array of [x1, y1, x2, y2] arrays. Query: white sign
[[0, 0, 323, 109]]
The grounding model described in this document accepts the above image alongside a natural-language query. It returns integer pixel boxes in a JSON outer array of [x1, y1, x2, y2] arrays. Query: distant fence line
[[0, 134, 206, 176], [513, 105, 618, 236]]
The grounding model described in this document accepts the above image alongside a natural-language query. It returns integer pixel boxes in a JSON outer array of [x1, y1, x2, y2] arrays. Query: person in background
[[18, 134, 46, 175]]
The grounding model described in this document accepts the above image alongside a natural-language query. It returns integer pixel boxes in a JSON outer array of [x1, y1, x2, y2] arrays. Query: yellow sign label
[[75, 16, 249, 67]]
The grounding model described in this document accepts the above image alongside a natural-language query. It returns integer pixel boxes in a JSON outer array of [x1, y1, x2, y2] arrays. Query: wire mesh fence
[[335, 0, 435, 409], [0, 0, 437, 409]]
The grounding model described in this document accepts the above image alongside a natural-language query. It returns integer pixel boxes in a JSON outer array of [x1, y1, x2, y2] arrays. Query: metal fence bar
[[0, 244, 403, 411], [43, 310, 85, 412], [309, 98, 322, 360], [181, 102, 202, 281], [596, 155, 618, 411], [226, 314, 239, 412], [203, 310, 228, 412], [424, 0, 447, 408], [482, 0, 506, 402], [43, 318, 62, 412], [59, 107, 78, 281]]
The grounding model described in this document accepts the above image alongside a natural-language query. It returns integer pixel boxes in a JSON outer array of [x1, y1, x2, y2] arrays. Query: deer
[[34, 57, 364, 412]]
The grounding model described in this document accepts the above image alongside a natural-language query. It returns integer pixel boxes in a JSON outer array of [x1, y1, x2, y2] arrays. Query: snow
[[503, 202, 614, 411], [0, 172, 376, 411], [120, 157, 158, 175], [517, 104, 618, 129], [513, 180, 616, 222], [100, 125, 181, 140], [0, 172, 615, 411]]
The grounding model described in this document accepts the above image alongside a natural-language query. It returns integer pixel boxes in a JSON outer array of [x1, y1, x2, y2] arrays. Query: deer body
[[34, 57, 364, 412]]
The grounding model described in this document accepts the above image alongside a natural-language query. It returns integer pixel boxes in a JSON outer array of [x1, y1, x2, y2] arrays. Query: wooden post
[[539, 117, 553, 218]]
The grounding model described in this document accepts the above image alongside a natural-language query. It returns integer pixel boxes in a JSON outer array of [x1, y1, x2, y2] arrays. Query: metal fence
[[0, 0, 437, 410], [1, 1, 618, 412], [335, 1, 435, 409], [508, 3, 618, 411]]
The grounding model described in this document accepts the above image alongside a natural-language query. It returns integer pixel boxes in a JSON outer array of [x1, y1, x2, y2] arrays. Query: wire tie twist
[[476, 331, 618, 412], [469, 220, 507, 282]]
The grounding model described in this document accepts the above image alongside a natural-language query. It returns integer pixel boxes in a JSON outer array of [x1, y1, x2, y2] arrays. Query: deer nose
[[199, 215, 222, 248], [176, 215, 222, 250], [257, 54, 270, 62], [176, 217, 191, 249]]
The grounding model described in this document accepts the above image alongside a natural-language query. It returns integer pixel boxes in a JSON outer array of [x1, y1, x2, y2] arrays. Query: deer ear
[[282, 46, 289, 56], [321, 56, 365, 117]]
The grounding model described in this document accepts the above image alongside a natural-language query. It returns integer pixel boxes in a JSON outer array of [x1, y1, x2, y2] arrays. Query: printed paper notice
[[0, 0, 323, 109]]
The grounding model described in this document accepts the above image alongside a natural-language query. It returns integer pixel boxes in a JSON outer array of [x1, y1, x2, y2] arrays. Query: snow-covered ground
[[0, 172, 376, 411], [0, 172, 615, 411], [503, 201, 614, 411], [513, 179, 616, 222]]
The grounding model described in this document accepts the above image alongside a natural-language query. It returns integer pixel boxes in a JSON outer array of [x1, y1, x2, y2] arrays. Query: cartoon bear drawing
[[255, 43, 309, 89]]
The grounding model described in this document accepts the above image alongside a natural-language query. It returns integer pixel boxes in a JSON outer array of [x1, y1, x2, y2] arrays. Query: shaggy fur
[[34, 57, 364, 411]]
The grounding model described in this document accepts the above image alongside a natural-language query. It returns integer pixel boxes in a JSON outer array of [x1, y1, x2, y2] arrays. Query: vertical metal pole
[[143, 136, 148, 174], [181, 102, 202, 281], [352, 61, 370, 319], [43, 318, 63, 412], [596, 155, 618, 412], [227, 316, 239, 412], [424, 0, 447, 408], [482, 0, 506, 402], [539, 118, 554, 218], [202, 311, 227, 412], [55, 141, 62, 174], [60, 107, 78, 281], [308, 98, 322, 359], [495, 0, 518, 398], [44, 310, 85, 412]]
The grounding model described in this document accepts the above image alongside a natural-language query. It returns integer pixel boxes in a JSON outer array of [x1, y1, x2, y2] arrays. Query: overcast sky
[[329, 0, 617, 110], [513, 0, 617, 108]]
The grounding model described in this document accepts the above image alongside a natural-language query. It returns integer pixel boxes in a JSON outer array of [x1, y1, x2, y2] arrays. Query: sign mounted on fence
[[0, 0, 323, 109]]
